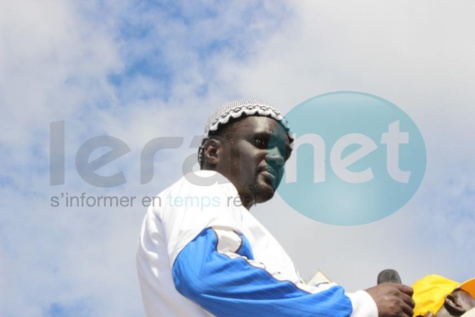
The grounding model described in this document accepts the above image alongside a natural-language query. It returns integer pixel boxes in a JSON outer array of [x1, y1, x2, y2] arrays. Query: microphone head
[[377, 269, 402, 284]]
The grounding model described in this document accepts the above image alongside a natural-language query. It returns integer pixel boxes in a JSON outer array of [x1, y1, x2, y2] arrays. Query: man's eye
[[254, 137, 267, 148]]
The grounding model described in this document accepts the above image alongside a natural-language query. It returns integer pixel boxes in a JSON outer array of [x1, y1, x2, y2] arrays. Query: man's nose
[[266, 147, 285, 166]]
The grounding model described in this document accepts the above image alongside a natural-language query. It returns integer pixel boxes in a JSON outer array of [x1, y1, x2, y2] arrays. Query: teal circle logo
[[277, 91, 426, 225]]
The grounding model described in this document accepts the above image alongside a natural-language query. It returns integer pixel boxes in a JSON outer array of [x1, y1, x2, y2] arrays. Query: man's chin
[[253, 181, 276, 204]]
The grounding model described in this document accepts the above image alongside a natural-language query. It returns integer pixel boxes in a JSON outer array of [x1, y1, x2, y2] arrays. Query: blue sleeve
[[172, 227, 353, 317]]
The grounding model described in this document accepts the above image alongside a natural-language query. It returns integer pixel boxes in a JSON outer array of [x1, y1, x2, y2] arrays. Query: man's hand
[[365, 283, 415, 317]]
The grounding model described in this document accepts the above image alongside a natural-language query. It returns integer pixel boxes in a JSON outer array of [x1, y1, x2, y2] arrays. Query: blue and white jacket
[[137, 170, 377, 317]]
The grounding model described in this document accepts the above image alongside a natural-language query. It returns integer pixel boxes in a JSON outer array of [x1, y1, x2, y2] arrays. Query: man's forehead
[[234, 116, 285, 131], [231, 116, 291, 140]]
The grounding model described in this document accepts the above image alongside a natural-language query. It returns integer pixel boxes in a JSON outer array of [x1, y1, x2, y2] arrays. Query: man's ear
[[202, 138, 225, 167]]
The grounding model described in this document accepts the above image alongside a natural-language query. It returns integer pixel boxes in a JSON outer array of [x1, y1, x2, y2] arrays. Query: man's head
[[413, 275, 475, 317], [198, 99, 293, 209]]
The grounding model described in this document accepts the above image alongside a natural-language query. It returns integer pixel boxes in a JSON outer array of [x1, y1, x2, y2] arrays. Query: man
[[413, 275, 475, 317], [136, 99, 414, 316]]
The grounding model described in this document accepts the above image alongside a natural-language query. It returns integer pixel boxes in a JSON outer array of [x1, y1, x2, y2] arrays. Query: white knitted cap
[[203, 98, 290, 137], [198, 98, 292, 165]]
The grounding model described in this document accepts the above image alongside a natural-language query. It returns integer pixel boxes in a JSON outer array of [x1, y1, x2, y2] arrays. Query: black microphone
[[377, 269, 402, 284]]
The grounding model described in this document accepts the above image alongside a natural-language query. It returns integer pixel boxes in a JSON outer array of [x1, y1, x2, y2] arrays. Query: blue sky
[[1, 1, 475, 316]]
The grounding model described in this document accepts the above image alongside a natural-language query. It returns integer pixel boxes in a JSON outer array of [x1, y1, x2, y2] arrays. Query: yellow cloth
[[412, 275, 459, 317]]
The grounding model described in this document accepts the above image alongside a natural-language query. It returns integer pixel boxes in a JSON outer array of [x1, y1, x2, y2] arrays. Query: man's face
[[215, 116, 291, 208], [436, 289, 475, 317]]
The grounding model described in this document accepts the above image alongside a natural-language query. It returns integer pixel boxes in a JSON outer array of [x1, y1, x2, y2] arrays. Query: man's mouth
[[445, 295, 466, 315], [259, 167, 278, 187]]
